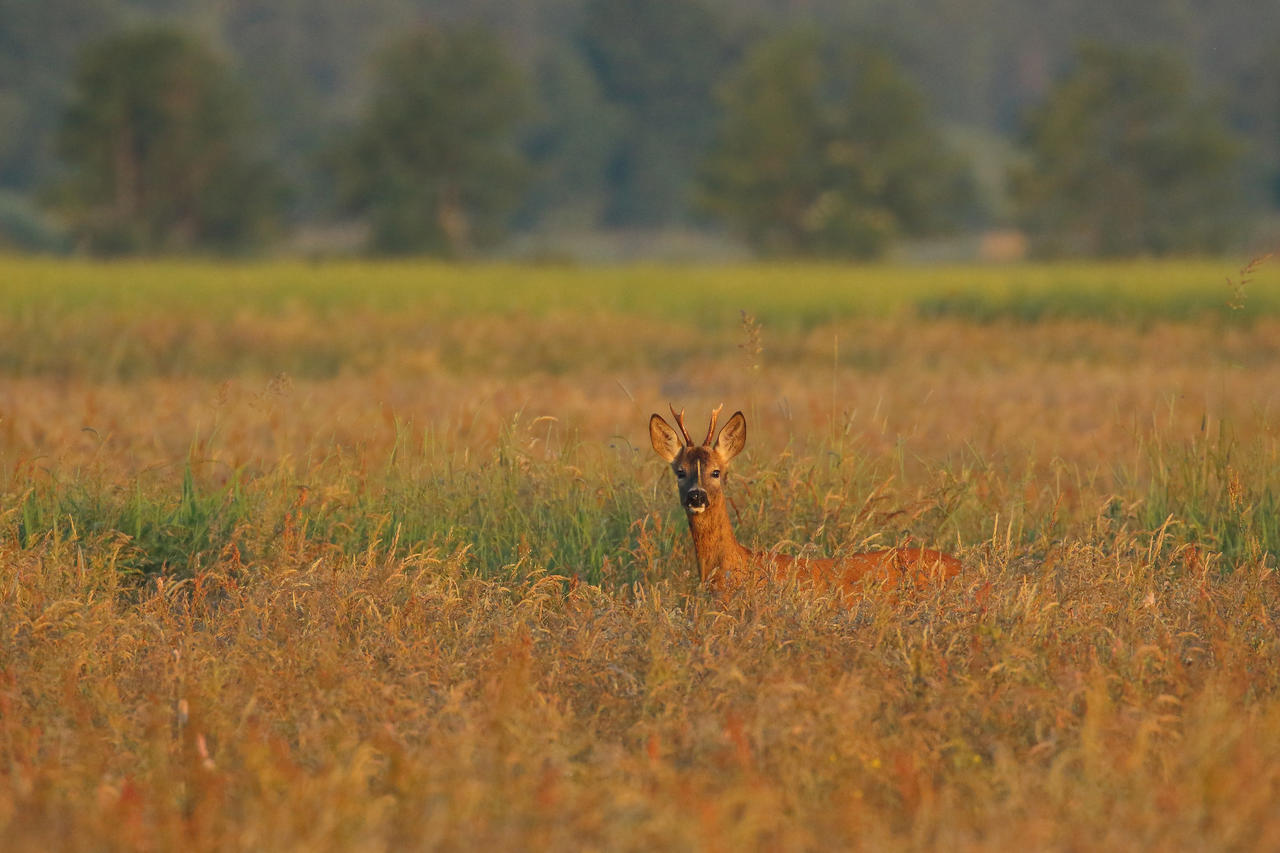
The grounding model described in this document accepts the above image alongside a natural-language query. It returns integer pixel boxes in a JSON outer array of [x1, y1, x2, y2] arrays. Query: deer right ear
[[713, 411, 747, 462], [650, 414, 683, 462]]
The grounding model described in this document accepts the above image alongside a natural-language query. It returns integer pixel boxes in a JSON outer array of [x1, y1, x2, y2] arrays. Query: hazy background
[[1, 0, 1277, 260]]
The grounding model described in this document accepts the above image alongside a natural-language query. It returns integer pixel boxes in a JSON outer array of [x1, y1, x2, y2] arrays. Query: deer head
[[650, 405, 747, 515]]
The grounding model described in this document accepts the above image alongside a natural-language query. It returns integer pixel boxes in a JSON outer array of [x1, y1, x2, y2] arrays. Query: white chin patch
[[686, 506, 706, 515]]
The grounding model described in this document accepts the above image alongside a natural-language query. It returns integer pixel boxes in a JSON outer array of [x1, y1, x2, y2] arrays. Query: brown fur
[[650, 407, 960, 601]]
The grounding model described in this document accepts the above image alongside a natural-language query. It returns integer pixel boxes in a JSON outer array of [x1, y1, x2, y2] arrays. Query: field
[[3, 256, 1280, 850]]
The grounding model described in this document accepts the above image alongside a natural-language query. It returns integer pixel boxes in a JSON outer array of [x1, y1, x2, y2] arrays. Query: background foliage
[[1012, 43, 1244, 257], [52, 29, 281, 254], [699, 31, 976, 258], [0, 0, 1275, 256], [333, 27, 530, 256]]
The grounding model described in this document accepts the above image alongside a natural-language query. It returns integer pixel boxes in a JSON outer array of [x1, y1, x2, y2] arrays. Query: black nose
[[685, 489, 708, 508]]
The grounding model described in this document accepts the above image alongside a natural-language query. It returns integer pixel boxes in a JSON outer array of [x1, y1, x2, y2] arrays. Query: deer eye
[[675, 468, 687, 478], [711, 470, 721, 479]]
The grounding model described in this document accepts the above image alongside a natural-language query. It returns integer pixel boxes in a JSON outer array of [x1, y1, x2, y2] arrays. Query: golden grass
[[2, 258, 1280, 850]]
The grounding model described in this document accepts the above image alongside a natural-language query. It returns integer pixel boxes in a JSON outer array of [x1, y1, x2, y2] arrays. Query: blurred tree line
[[1, 0, 1276, 257]]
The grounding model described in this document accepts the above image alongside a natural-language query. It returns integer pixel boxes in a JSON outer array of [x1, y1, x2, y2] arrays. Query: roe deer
[[650, 405, 961, 600]]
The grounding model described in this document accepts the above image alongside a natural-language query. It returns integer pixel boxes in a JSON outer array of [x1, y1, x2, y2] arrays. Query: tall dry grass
[[2, 259, 1279, 850], [5, 528, 1279, 850]]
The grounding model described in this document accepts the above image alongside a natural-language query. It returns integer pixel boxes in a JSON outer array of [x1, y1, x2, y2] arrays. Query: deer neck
[[685, 499, 750, 591]]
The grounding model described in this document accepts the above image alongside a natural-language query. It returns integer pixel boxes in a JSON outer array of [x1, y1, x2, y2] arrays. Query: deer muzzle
[[684, 488, 709, 513]]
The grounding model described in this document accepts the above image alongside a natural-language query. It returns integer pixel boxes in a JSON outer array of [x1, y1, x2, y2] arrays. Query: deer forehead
[[676, 446, 727, 470]]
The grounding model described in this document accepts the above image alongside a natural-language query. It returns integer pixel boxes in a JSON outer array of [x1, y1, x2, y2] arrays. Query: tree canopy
[[577, 0, 740, 226], [1012, 43, 1244, 256], [53, 28, 281, 254], [698, 32, 976, 258], [3, 1, 1273, 256], [334, 26, 530, 255]]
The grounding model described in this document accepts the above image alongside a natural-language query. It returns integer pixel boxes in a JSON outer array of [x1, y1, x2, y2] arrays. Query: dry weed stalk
[[1225, 252, 1272, 310]]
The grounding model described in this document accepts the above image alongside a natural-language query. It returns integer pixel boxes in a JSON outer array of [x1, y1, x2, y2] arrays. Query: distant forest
[[2, 0, 1277, 256]]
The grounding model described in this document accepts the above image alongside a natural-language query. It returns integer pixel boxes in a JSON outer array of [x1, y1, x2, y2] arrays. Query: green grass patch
[[1119, 426, 1280, 568], [7, 427, 672, 585], [16, 463, 250, 580], [2, 256, 1277, 379]]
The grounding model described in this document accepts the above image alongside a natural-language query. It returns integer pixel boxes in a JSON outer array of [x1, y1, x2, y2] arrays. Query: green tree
[[698, 31, 975, 258], [578, 0, 738, 226], [0, 0, 118, 194], [336, 26, 530, 256], [1012, 43, 1243, 256], [518, 50, 626, 231], [54, 28, 281, 255]]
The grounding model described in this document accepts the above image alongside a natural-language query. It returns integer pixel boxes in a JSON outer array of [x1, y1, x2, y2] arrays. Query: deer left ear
[[713, 411, 747, 462], [650, 414, 683, 462]]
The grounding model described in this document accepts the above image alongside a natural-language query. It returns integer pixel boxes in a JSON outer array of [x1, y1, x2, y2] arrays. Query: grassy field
[[2, 256, 1280, 850]]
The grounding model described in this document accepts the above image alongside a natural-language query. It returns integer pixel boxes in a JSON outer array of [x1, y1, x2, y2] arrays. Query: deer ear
[[713, 411, 747, 462], [650, 414, 683, 462]]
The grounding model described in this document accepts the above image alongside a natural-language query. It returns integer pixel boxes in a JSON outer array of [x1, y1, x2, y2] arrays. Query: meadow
[[2, 255, 1279, 850]]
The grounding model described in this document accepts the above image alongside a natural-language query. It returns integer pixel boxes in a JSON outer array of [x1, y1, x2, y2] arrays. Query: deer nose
[[685, 488, 708, 509]]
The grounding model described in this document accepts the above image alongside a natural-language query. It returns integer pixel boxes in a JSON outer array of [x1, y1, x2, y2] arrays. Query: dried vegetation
[[2, 258, 1280, 850]]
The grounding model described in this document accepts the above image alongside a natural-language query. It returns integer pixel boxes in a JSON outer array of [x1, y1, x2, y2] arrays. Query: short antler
[[703, 404, 724, 446], [669, 404, 694, 446]]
